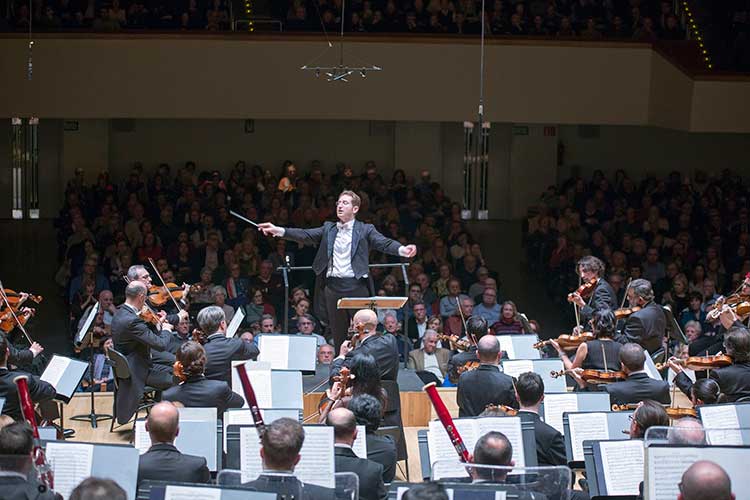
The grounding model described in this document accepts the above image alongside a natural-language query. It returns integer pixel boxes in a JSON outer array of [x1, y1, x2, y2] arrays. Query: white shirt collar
[[337, 219, 355, 230]]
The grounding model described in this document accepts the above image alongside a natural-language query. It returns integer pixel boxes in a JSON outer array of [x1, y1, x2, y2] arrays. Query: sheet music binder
[[75, 302, 99, 345], [257, 334, 318, 373], [225, 307, 246, 338], [539, 392, 612, 434], [501, 359, 565, 392], [589, 439, 643, 498], [40, 355, 89, 403], [231, 364, 304, 409], [496, 335, 541, 360], [698, 402, 750, 444], [563, 410, 633, 466], [141, 482, 277, 500]]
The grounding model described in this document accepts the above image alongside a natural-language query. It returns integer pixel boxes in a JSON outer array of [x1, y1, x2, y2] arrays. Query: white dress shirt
[[328, 219, 356, 278]]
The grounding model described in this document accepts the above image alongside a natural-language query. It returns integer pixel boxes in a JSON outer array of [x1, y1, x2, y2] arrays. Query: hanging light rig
[[301, 0, 381, 82], [462, 0, 490, 220]]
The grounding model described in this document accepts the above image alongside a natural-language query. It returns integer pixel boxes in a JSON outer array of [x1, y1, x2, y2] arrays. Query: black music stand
[[70, 302, 113, 428]]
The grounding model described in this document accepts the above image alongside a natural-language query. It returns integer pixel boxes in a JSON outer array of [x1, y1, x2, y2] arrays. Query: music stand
[[338, 297, 409, 367], [70, 302, 113, 428]]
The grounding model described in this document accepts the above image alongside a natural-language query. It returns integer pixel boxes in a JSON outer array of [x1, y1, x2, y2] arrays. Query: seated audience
[[317, 343, 334, 365], [407, 329, 450, 386], [490, 301, 525, 335]]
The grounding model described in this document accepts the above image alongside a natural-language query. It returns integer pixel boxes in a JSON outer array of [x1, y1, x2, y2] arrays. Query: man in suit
[[137, 402, 210, 485], [111, 281, 179, 424], [197, 305, 259, 383], [678, 461, 735, 500], [0, 333, 56, 422], [604, 342, 670, 405], [127, 265, 184, 325], [515, 372, 566, 466], [0, 422, 59, 500], [406, 300, 429, 346], [568, 256, 617, 327], [241, 418, 334, 500], [447, 315, 489, 384], [616, 278, 666, 353], [407, 329, 450, 386], [349, 394, 397, 483], [327, 408, 387, 500], [457, 335, 518, 417], [259, 190, 417, 350]]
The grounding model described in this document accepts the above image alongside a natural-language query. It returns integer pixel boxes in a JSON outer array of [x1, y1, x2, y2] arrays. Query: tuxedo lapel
[[327, 223, 338, 260], [351, 220, 362, 258]]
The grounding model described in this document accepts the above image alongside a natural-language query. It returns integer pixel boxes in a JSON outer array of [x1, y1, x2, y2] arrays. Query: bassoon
[[234, 362, 266, 437], [14, 375, 54, 488], [423, 381, 471, 463]]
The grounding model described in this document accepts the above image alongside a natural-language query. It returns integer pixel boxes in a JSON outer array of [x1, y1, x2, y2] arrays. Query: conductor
[[259, 190, 417, 349]]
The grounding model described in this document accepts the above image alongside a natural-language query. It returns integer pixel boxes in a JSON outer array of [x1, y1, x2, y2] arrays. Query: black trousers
[[324, 276, 370, 351]]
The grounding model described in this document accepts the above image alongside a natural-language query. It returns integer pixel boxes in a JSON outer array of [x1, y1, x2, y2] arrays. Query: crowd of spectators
[[55, 158, 518, 359], [526, 168, 750, 349]]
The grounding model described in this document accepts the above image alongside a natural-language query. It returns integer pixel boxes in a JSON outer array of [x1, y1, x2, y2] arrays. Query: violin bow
[[620, 277, 632, 309], [0, 281, 34, 345], [147, 258, 183, 312]]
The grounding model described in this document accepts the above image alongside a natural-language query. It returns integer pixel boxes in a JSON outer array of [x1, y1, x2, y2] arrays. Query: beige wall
[[1, 35, 749, 132]]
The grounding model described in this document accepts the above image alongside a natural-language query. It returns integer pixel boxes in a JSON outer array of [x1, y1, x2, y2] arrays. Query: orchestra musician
[[567, 256, 617, 327], [603, 343, 670, 405], [194, 305, 259, 384], [514, 372, 566, 466], [456, 335, 518, 417], [446, 315, 489, 384], [127, 265, 185, 326], [615, 279, 666, 354], [258, 190, 417, 350], [0, 332, 56, 422]]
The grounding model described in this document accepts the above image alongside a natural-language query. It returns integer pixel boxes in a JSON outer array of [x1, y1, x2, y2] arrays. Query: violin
[[0, 308, 33, 334], [706, 295, 750, 321], [484, 403, 518, 416], [614, 306, 641, 319], [309, 367, 355, 423], [533, 331, 595, 351], [656, 354, 733, 371], [438, 334, 471, 352], [611, 403, 697, 419], [147, 283, 198, 308], [567, 278, 598, 302], [551, 368, 626, 384], [138, 307, 163, 328], [457, 360, 480, 375], [0, 289, 43, 307]]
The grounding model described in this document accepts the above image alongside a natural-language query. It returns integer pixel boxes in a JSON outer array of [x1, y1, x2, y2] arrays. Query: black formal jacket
[[111, 303, 173, 424], [0, 367, 56, 421], [152, 332, 189, 367], [366, 432, 397, 483], [519, 411, 567, 466], [137, 443, 210, 486], [162, 374, 244, 415], [456, 364, 518, 417], [334, 446, 387, 500], [203, 332, 259, 384], [330, 334, 400, 383], [580, 278, 617, 325], [617, 301, 666, 353], [0, 475, 61, 500], [603, 372, 670, 406], [242, 473, 335, 500], [446, 347, 479, 384], [7, 345, 34, 369], [283, 220, 403, 279], [675, 363, 750, 402]]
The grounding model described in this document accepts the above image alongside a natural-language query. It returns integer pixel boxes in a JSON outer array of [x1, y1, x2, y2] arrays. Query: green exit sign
[[512, 125, 529, 136]]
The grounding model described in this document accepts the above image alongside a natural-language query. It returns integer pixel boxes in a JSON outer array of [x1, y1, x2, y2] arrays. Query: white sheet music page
[[164, 485, 221, 500], [668, 367, 695, 385], [568, 412, 609, 461], [475, 417, 525, 467], [239, 426, 263, 483], [543, 393, 579, 434], [700, 405, 743, 445], [40, 355, 72, 391], [76, 302, 99, 344], [501, 360, 534, 380], [133, 420, 151, 454], [646, 447, 703, 500], [352, 425, 368, 458], [259, 335, 291, 369], [600, 440, 643, 496], [497, 336, 516, 359], [295, 426, 335, 489], [246, 369, 273, 408], [46, 442, 94, 500], [427, 419, 478, 479], [225, 307, 245, 338]]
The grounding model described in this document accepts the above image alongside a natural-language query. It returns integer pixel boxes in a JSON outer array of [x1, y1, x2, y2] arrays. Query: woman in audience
[[163, 341, 244, 415], [628, 400, 669, 439], [244, 287, 275, 326], [490, 301, 525, 335], [136, 232, 163, 264], [212, 285, 235, 324]]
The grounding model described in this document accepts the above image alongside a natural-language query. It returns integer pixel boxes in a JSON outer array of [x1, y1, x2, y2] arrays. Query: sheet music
[[46, 442, 94, 500], [226, 307, 245, 338], [239, 426, 264, 483], [569, 412, 609, 461], [501, 360, 534, 380], [647, 447, 703, 500], [76, 302, 99, 344], [543, 394, 579, 434], [668, 367, 695, 385], [246, 370, 273, 408], [700, 405, 743, 445], [164, 485, 221, 500], [643, 350, 661, 380], [475, 417, 525, 467], [427, 419, 479, 479], [497, 336, 515, 359], [41, 355, 71, 389], [294, 426, 336, 489], [258, 335, 290, 369], [223, 409, 298, 451], [599, 440, 643, 496], [134, 420, 151, 454], [352, 425, 368, 458]]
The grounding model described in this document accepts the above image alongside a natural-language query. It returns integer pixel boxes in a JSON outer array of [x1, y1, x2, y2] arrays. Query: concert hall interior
[[2, 3, 750, 499]]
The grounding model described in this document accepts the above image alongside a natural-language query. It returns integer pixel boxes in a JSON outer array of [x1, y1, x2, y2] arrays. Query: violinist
[[446, 316, 487, 384], [603, 343, 670, 406], [628, 401, 669, 439], [0, 332, 56, 422], [194, 305, 259, 384], [551, 308, 621, 390], [567, 256, 617, 327], [127, 265, 188, 326], [615, 279, 667, 354], [515, 372, 566, 466], [669, 325, 750, 402], [456, 335, 518, 417]]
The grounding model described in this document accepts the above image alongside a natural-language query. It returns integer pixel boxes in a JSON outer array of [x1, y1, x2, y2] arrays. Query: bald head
[[326, 407, 357, 445], [352, 309, 378, 332], [477, 335, 500, 363], [145, 402, 179, 444], [679, 461, 733, 500], [669, 417, 706, 445]]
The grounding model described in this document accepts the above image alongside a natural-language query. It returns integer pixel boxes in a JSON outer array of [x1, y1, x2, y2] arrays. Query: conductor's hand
[[258, 222, 284, 238], [400, 244, 418, 258]]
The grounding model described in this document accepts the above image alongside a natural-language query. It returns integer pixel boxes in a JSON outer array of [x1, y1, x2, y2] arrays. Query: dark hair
[[348, 394, 383, 432], [688, 291, 704, 303], [473, 431, 513, 477], [515, 372, 544, 407], [631, 400, 669, 438], [692, 378, 726, 405], [261, 418, 305, 470], [349, 354, 387, 409], [592, 308, 616, 338], [466, 315, 488, 341], [175, 341, 206, 381], [402, 482, 449, 500], [630, 278, 655, 302], [0, 422, 33, 455], [70, 478, 127, 500], [577, 255, 605, 277], [724, 327, 750, 363], [619, 343, 646, 371]]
